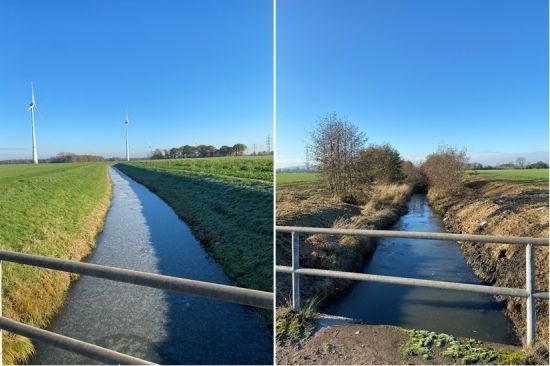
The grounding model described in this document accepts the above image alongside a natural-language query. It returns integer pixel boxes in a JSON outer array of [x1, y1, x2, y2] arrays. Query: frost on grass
[[400, 329, 524, 364]]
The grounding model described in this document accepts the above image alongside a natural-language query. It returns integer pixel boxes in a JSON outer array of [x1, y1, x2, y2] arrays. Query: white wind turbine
[[27, 82, 40, 164], [125, 112, 130, 161]]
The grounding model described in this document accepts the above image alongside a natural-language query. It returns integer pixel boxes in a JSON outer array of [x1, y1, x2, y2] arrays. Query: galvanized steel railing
[[0, 250, 273, 365], [276, 226, 549, 346]]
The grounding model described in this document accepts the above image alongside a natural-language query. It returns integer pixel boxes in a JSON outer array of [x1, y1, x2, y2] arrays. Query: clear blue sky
[[276, 0, 549, 168], [0, 0, 272, 160]]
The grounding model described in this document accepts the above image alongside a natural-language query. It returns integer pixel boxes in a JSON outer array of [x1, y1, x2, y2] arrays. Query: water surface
[[327, 194, 519, 344], [31, 167, 272, 364]]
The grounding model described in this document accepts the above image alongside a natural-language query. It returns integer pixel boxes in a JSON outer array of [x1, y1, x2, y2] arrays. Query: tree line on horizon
[[466, 160, 548, 170], [149, 143, 272, 160]]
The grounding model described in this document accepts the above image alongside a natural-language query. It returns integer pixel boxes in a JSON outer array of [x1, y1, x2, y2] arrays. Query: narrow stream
[[327, 194, 520, 345], [31, 167, 273, 365]]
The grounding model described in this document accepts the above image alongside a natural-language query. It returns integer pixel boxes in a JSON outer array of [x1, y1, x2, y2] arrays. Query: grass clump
[[276, 299, 318, 346]]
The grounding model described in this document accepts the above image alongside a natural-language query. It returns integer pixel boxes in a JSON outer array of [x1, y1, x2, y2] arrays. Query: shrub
[[421, 145, 468, 194]]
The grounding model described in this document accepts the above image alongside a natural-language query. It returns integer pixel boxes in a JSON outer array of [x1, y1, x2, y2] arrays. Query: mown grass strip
[[0, 163, 111, 364]]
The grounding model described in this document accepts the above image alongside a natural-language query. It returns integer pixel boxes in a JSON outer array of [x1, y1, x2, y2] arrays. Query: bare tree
[[422, 145, 468, 194], [310, 112, 367, 196], [515, 157, 526, 169]]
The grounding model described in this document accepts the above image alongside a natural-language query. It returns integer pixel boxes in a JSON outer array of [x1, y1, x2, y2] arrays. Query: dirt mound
[[276, 324, 410, 365]]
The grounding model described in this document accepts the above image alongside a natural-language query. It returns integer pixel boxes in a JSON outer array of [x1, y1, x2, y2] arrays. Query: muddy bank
[[276, 183, 412, 308], [426, 178, 549, 346]]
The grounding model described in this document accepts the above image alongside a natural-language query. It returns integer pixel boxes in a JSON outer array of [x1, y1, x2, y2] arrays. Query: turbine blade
[[30, 82, 35, 105], [35, 104, 44, 121]]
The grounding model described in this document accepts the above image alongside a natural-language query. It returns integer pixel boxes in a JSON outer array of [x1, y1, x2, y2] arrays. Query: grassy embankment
[[0, 163, 111, 364], [427, 168, 549, 350], [276, 171, 413, 343], [114, 156, 273, 322]]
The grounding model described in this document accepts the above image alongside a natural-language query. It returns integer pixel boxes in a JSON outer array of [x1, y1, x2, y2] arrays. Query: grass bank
[[426, 175, 549, 348], [0, 163, 111, 364], [276, 178, 412, 323], [114, 159, 273, 323]]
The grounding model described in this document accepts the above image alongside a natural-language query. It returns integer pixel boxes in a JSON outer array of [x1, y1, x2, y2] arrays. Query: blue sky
[[0, 0, 272, 160], [276, 0, 549, 168]]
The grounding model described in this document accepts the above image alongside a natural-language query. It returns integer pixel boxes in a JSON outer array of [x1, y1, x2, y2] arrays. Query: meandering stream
[[31, 167, 272, 364], [327, 194, 519, 345]]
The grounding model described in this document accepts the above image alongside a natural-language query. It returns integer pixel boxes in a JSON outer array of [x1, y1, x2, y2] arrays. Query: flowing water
[[327, 194, 520, 344], [31, 167, 273, 364]]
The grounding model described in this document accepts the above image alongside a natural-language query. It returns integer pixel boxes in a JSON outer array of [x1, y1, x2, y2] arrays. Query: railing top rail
[[276, 265, 550, 300], [0, 250, 273, 310], [276, 226, 549, 246], [0, 317, 155, 365]]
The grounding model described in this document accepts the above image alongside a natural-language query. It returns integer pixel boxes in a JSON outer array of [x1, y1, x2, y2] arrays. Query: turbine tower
[[125, 112, 130, 161], [27, 82, 38, 164]]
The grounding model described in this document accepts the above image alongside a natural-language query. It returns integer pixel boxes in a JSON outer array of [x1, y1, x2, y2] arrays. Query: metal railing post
[[291, 231, 301, 312], [525, 243, 535, 346]]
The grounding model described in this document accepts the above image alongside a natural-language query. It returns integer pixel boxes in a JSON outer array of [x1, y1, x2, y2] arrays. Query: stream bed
[[327, 193, 520, 345]]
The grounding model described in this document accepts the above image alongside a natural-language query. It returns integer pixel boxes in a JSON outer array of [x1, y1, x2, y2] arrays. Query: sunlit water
[[31, 167, 273, 364], [327, 194, 520, 345]]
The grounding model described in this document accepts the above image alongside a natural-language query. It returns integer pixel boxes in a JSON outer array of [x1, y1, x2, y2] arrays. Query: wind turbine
[[27, 82, 39, 164], [125, 112, 130, 161]]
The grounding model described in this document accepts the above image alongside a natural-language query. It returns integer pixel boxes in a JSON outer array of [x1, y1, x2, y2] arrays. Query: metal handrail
[[276, 226, 549, 245], [0, 250, 273, 364], [276, 226, 549, 346], [0, 317, 154, 365]]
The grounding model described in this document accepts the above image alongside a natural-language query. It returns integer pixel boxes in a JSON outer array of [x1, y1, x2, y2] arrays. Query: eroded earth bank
[[428, 177, 549, 346]]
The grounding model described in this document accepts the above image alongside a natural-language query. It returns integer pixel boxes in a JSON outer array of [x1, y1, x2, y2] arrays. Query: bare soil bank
[[427, 177, 549, 346]]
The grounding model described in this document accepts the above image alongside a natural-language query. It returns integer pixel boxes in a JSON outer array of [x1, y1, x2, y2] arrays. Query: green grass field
[[276, 171, 320, 185], [116, 156, 273, 294], [0, 162, 111, 363], [137, 155, 273, 181], [469, 169, 549, 183]]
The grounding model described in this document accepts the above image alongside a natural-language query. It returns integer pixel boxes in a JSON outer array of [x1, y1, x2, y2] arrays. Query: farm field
[[138, 155, 273, 181], [469, 169, 548, 183], [116, 156, 273, 295], [0, 162, 111, 364], [276, 171, 320, 185]]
